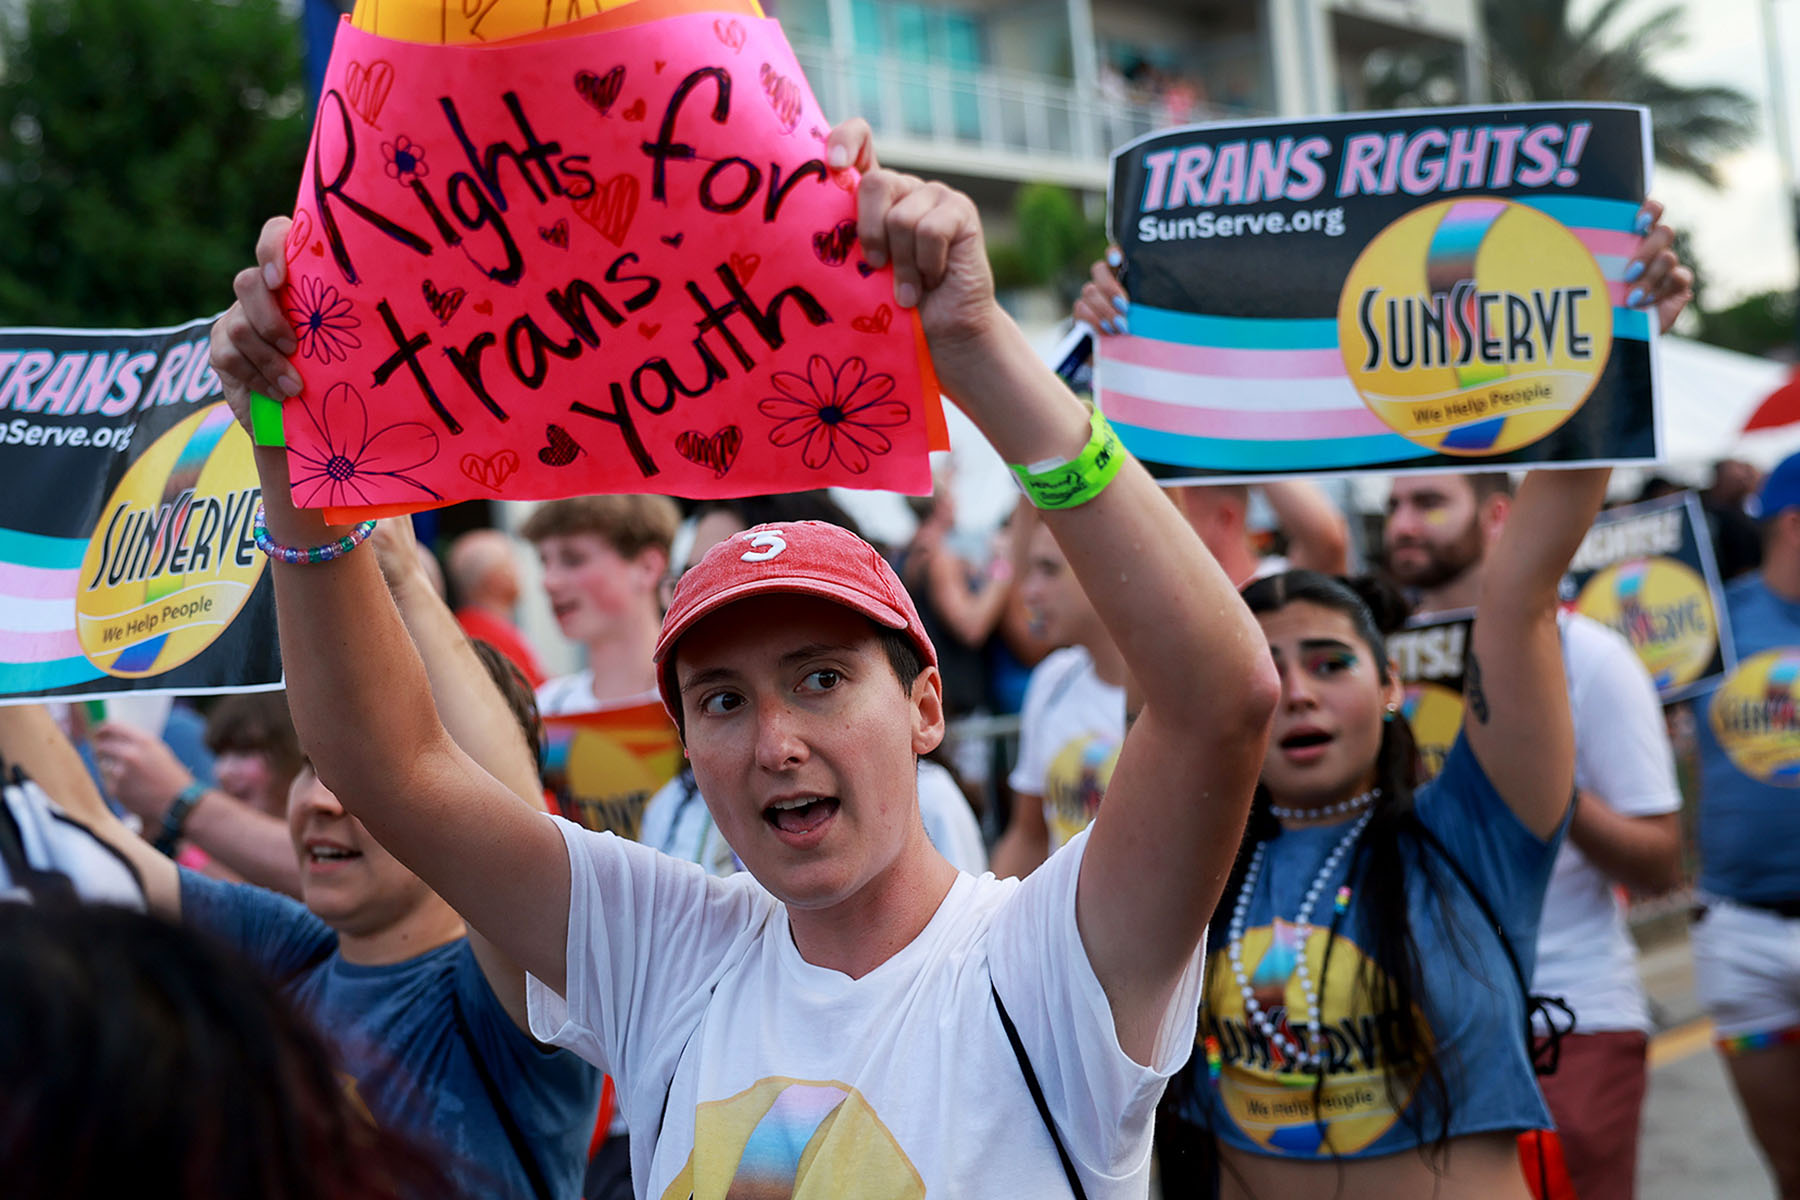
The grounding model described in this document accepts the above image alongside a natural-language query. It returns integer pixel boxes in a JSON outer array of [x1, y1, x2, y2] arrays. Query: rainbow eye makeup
[[1304, 649, 1359, 676]]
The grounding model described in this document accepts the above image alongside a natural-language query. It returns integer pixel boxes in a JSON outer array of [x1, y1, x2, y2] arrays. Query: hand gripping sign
[[1102, 104, 1659, 481], [272, 10, 944, 519]]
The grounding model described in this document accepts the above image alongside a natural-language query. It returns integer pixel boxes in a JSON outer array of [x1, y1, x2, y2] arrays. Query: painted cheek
[[1423, 508, 1451, 527]]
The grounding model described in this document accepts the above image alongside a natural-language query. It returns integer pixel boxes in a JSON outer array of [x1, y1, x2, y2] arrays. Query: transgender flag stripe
[[0, 532, 103, 692], [1099, 196, 1651, 474]]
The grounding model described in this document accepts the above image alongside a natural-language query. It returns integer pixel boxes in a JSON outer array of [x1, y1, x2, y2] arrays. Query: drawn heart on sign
[[473, 299, 493, 315], [661, 233, 684, 248], [713, 18, 745, 50], [757, 64, 802, 133], [571, 174, 639, 246], [729, 252, 761, 283], [622, 98, 646, 122], [654, 60, 667, 73], [461, 450, 518, 491], [573, 66, 625, 116], [676, 426, 742, 478], [311, 242, 325, 257], [422, 279, 467, 325], [812, 220, 858, 267], [855, 261, 876, 278], [344, 59, 396, 127], [539, 219, 570, 248], [538, 424, 584, 467], [285, 211, 313, 263], [638, 322, 662, 338], [851, 304, 892, 335]]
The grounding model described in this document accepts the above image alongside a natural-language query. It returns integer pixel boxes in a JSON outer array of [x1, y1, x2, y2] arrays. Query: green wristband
[[1009, 408, 1126, 510]]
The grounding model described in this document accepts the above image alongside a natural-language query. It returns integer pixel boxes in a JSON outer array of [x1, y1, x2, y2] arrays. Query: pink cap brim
[[653, 576, 918, 722]]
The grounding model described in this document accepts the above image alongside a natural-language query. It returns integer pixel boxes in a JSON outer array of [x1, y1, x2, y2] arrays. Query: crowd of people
[[2, 118, 1797, 1200]]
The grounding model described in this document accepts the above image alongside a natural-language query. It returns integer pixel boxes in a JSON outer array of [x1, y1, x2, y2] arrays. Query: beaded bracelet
[[1008, 407, 1127, 510], [252, 502, 377, 565]]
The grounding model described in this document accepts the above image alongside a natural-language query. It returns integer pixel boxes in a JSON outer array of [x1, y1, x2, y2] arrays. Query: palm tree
[[1366, 0, 1757, 186]]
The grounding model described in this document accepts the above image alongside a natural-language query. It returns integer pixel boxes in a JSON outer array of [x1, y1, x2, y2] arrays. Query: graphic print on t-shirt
[[1204, 922, 1431, 1156], [542, 701, 685, 838], [659, 1076, 925, 1200], [1709, 648, 1800, 786], [1043, 733, 1120, 850]]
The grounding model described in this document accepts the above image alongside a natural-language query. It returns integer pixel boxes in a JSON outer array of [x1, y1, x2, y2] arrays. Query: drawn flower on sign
[[284, 276, 363, 365], [382, 135, 429, 186], [759, 356, 908, 474], [289, 382, 442, 508]]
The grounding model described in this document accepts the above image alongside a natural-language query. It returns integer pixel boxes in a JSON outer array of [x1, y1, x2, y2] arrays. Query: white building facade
[[779, 0, 1487, 193]]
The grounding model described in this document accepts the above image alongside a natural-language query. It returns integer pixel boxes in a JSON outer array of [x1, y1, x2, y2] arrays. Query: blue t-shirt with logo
[[181, 871, 600, 1199], [1178, 736, 1560, 1159], [1695, 573, 1800, 904]]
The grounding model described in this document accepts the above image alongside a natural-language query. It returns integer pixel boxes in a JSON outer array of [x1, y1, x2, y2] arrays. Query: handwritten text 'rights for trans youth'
[[1134, 121, 1594, 218]]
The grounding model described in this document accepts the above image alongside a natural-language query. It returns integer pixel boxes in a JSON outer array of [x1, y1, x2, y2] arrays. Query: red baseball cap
[[653, 520, 938, 721]]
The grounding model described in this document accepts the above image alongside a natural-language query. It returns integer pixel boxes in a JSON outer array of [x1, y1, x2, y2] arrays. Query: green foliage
[[1364, 0, 1757, 187], [1694, 289, 1798, 357], [0, 0, 309, 327], [988, 182, 1106, 303]]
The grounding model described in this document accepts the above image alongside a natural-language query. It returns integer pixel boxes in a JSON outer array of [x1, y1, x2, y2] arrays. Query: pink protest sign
[[282, 13, 941, 518]]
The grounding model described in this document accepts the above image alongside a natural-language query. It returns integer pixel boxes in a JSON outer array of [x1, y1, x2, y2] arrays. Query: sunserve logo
[[1338, 197, 1612, 456], [1575, 557, 1717, 692], [1710, 649, 1800, 786], [1206, 922, 1431, 1155], [75, 404, 264, 677]]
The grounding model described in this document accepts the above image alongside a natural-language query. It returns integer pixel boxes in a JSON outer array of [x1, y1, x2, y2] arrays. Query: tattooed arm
[[1462, 470, 1606, 839]]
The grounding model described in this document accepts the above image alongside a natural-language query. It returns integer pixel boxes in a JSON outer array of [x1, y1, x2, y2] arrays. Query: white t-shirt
[[1531, 613, 1682, 1034], [534, 671, 661, 718], [526, 825, 1202, 1199], [1008, 647, 1126, 852], [638, 760, 988, 877]]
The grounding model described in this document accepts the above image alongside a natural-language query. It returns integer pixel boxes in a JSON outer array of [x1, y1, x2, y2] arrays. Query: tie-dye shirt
[[527, 825, 1203, 1198]]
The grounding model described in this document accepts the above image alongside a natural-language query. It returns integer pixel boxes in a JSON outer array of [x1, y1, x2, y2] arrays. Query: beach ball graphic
[[1574, 558, 1717, 691], [1709, 649, 1800, 786], [76, 404, 265, 677], [1337, 198, 1613, 457]]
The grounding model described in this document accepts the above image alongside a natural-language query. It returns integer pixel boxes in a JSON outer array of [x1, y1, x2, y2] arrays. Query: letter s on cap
[[740, 531, 787, 562]]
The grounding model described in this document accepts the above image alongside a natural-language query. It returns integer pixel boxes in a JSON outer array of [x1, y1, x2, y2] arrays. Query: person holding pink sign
[[211, 119, 1278, 1198]]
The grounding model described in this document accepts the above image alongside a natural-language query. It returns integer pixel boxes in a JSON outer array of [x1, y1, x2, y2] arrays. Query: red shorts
[[1533, 1030, 1650, 1200]]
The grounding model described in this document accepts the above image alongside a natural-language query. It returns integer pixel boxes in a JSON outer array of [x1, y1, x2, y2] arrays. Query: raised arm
[[850, 125, 1279, 1063], [209, 220, 571, 995], [368, 517, 546, 1029], [0, 706, 180, 915], [1463, 201, 1691, 839], [925, 547, 1012, 648], [1464, 469, 1607, 837], [1261, 481, 1350, 574], [90, 720, 300, 896]]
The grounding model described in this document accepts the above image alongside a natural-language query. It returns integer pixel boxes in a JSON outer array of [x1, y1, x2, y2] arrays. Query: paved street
[[1638, 933, 1774, 1200]]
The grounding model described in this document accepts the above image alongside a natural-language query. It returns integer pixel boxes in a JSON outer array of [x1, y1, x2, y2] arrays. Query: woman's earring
[[1383, 703, 1399, 723]]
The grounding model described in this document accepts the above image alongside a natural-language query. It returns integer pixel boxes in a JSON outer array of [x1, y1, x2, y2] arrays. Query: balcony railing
[[792, 41, 1245, 187]]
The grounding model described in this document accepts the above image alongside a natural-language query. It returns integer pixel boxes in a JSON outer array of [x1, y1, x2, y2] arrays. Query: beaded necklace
[[1225, 807, 1374, 1072], [1267, 787, 1380, 823]]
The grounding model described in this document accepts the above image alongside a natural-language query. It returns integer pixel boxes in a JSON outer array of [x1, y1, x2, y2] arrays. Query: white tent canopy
[[1658, 335, 1799, 474]]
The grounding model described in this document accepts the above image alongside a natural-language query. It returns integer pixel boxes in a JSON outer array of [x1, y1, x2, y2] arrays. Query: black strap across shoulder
[[448, 983, 555, 1200], [992, 982, 1089, 1200], [1406, 815, 1576, 1076]]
